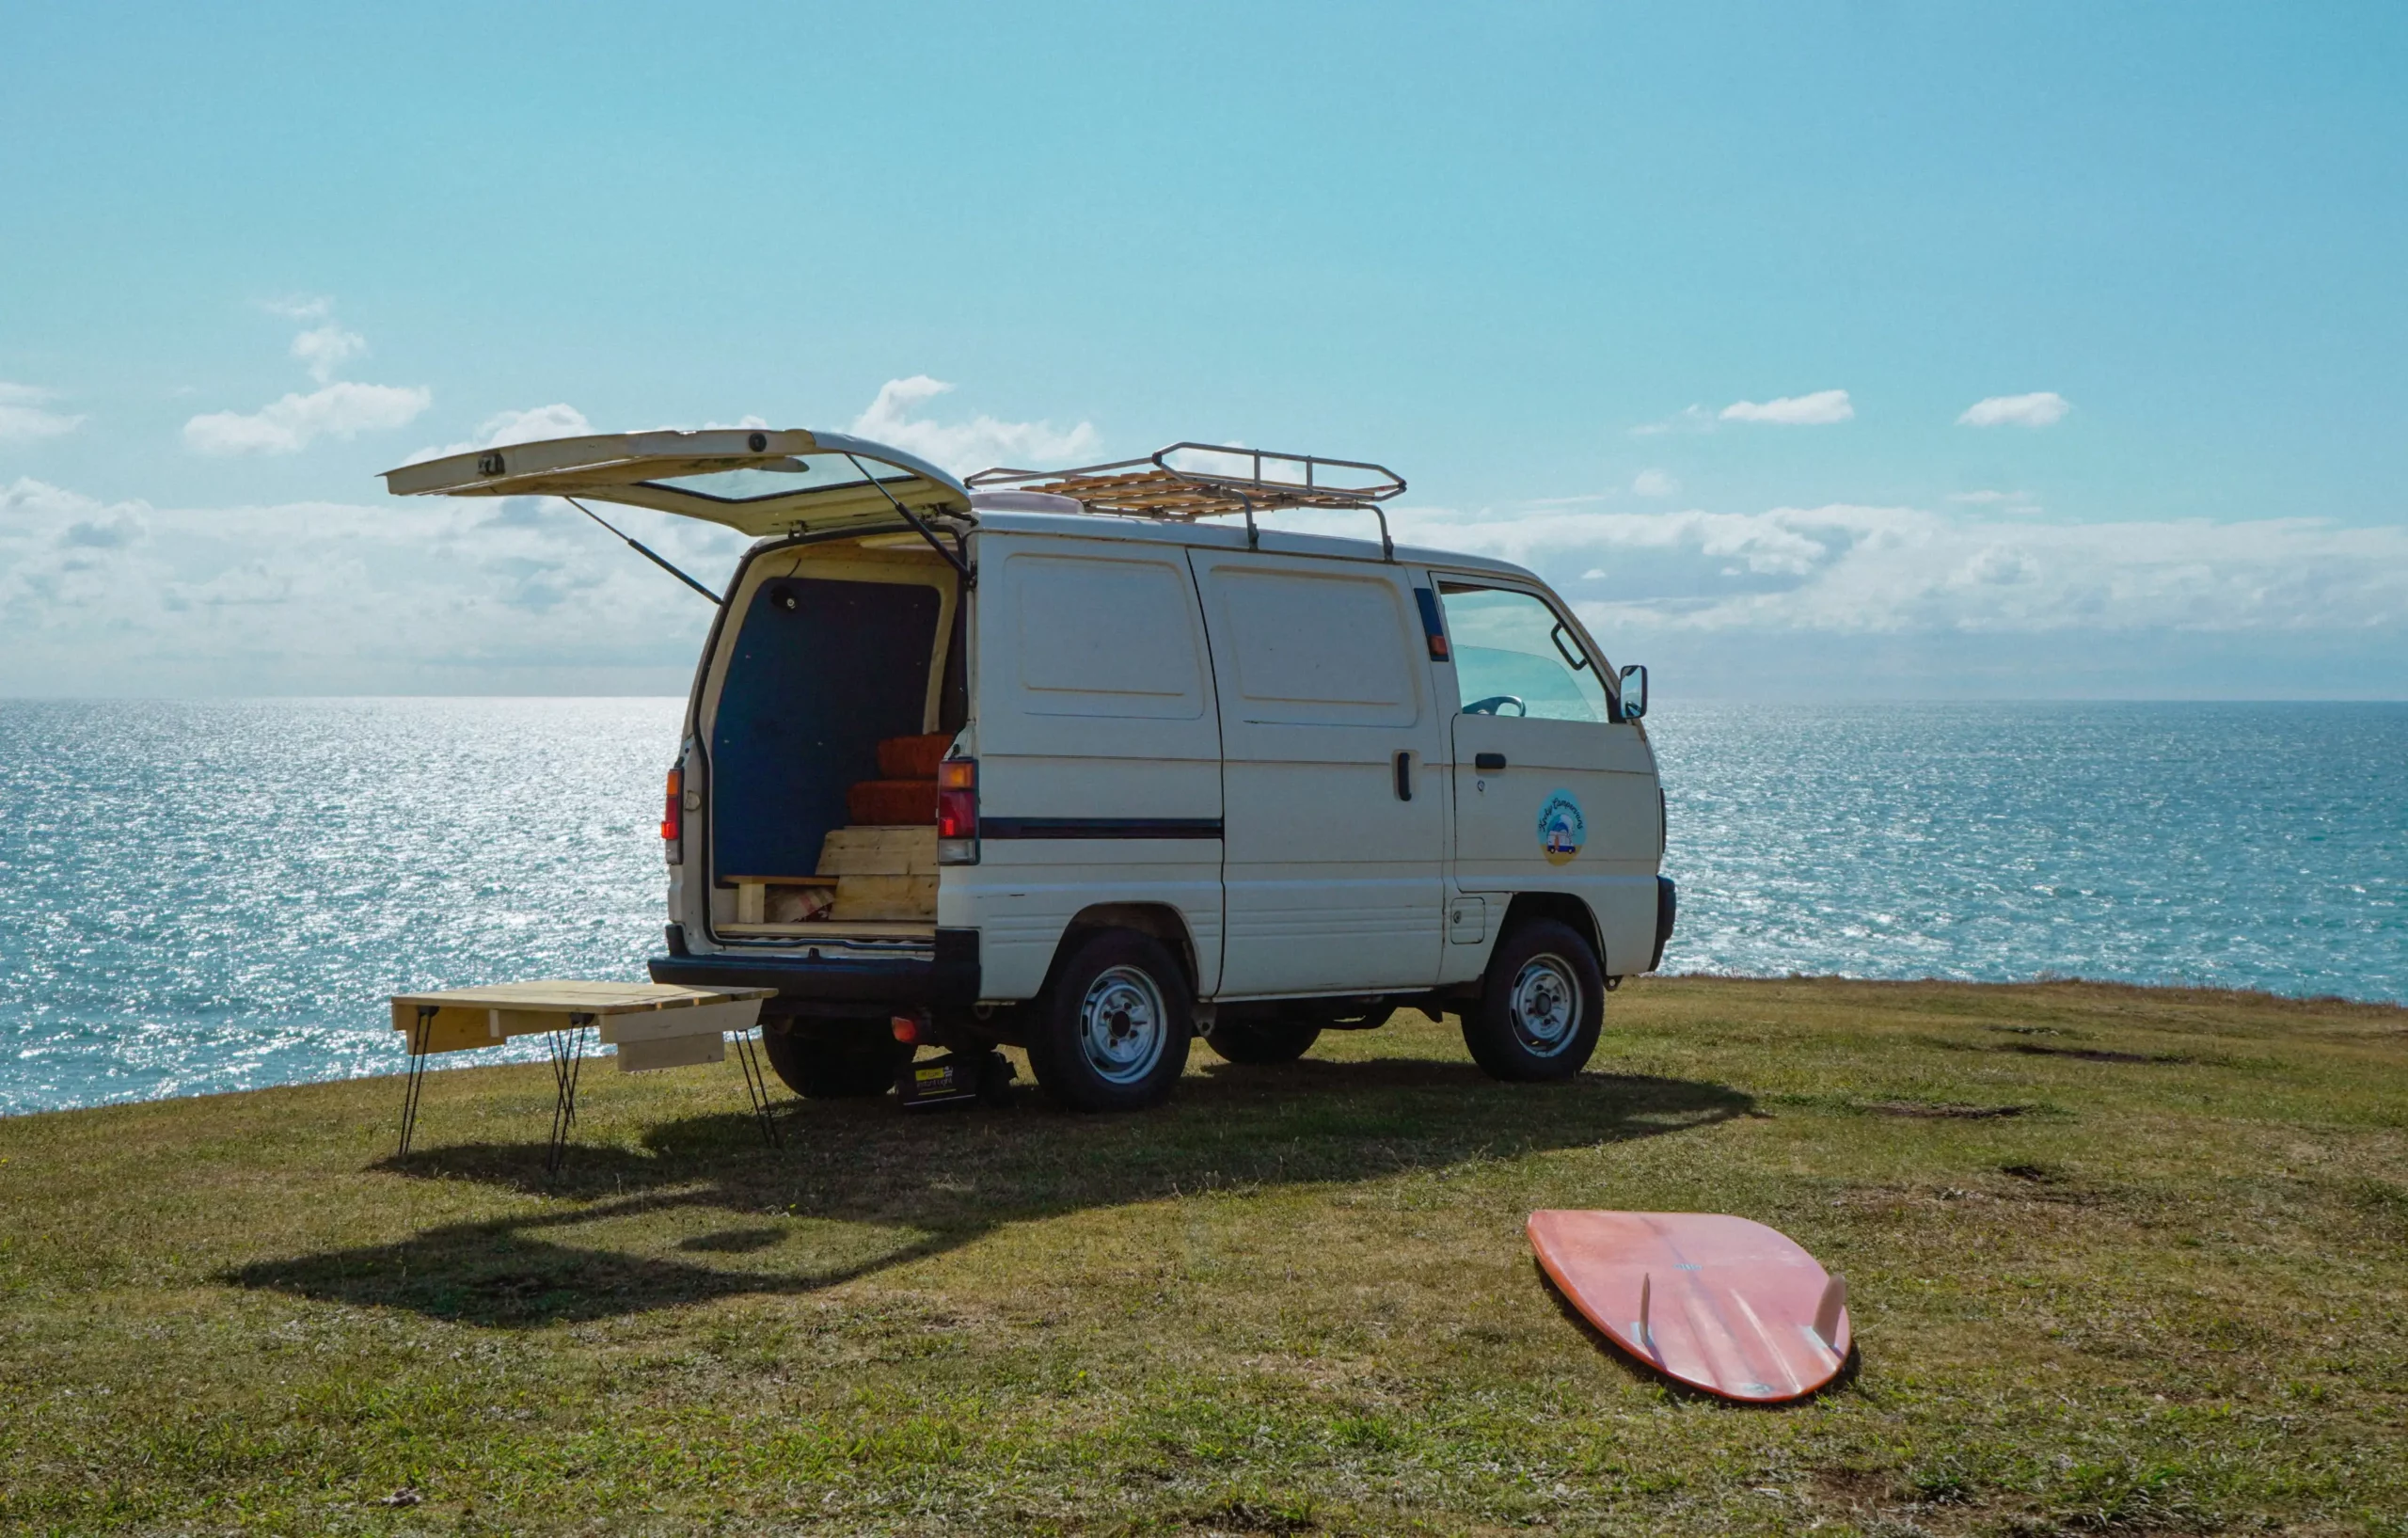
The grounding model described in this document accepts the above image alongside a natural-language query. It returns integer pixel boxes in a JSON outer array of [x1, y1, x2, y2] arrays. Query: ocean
[[2, 698, 2401, 1115]]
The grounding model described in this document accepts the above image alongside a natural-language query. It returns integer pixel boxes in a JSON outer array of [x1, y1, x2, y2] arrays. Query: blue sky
[[4, 2, 2404, 696]]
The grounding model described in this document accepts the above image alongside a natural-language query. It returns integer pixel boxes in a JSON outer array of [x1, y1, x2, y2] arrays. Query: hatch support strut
[[564, 498, 723, 605], [844, 454, 975, 588]]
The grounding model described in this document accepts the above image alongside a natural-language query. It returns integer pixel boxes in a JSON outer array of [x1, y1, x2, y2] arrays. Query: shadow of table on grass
[[226, 1056, 1752, 1327]]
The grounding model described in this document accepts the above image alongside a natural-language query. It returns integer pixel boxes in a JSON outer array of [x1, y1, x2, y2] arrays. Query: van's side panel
[[946, 533, 1226, 999], [1191, 550, 1448, 996]]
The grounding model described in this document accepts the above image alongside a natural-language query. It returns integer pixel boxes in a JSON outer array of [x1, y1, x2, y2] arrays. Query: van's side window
[[1436, 585, 1611, 722]]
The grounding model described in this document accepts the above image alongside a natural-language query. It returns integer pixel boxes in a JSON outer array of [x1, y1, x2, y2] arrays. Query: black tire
[[1462, 918, 1605, 1082], [1205, 1015, 1322, 1065], [1027, 930, 1194, 1112], [761, 1021, 912, 1099]]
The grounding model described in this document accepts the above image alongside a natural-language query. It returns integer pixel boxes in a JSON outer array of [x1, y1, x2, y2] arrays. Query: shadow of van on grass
[[226, 1055, 1752, 1328]]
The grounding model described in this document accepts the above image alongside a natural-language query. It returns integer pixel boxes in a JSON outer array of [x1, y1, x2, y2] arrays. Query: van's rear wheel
[[1463, 918, 1604, 1082], [1030, 931, 1193, 1112], [761, 1022, 911, 1099], [1205, 1016, 1322, 1065]]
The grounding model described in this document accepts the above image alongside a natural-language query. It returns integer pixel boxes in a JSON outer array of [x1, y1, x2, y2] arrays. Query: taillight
[[661, 765, 683, 863], [936, 757, 978, 864]]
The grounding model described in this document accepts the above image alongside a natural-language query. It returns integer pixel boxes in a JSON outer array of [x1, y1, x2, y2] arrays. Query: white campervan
[[385, 433, 1674, 1111]]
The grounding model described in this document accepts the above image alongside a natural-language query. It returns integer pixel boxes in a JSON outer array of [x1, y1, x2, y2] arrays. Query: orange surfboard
[[1528, 1210, 1851, 1403]]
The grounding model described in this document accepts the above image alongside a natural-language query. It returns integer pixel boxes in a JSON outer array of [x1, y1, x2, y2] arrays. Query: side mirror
[[1616, 663, 1649, 721]]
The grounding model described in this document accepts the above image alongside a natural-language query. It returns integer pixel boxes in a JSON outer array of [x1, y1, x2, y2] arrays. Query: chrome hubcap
[[1079, 965, 1167, 1084], [1509, 953, 1581, 1054]]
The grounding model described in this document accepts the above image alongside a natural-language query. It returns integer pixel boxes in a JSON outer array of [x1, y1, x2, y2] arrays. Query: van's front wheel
[[1463, 918, 1604, 1082], [1030, 931, 1194, 1112]]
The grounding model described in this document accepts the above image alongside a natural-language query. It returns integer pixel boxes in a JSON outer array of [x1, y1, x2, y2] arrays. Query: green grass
[[3, 976, 2404, 1535]]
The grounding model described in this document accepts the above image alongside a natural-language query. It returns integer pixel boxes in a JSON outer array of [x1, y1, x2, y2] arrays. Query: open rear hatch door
[[382, 428, 973, 538]]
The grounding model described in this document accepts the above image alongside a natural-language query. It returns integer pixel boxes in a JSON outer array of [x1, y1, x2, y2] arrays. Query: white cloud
[[290, 324, 368, 384], [0, 382, 87, 442], [183, 382, 433, 455], [1632, 468, 1679, 498], [2, 476, 136, 525], [1947, 489, 2042, 515], [1719, 389, 1854, 426], [0, 474, 750, 692], [851, 375, 1099, 473], [182, 300, 431, 454], [6, 468, 2405, 695], [1375, 499, 2408, 639], [1958, 391, 2071, 428], [1631, 404, 1716, 437], [1, 471, 147, 552], [487, 403, 593, 445], [407, 403, 594, 464]]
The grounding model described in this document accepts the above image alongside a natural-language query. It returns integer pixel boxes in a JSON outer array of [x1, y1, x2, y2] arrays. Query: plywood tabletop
[[388, 980, 774, 1015]]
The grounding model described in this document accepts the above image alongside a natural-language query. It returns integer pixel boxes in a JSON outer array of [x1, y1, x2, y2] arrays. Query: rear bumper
[[1650, 876, 1678, 971], [648, 928, 981, 1017]]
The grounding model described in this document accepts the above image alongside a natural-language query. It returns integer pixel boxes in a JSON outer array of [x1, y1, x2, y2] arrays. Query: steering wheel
[[1463, 694, 1527, 717]]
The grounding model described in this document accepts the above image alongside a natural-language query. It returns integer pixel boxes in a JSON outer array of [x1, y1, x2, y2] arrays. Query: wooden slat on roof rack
[[968, 442, 1405, 520]]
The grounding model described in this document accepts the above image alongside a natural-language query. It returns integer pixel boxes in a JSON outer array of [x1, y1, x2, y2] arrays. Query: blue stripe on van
[[981, 817, 1224, 840]]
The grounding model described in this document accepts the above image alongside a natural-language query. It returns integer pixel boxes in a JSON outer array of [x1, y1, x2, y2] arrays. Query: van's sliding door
[[1190, 551, 1448, 997]]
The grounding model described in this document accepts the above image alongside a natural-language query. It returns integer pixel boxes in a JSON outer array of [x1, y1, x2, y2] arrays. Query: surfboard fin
[[1637, 1271, 1653, 1350], [1813, 1273, 1847, 1351]]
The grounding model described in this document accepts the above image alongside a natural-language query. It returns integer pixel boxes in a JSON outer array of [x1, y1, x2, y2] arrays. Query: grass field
[[3, 976, 2404, 1535]]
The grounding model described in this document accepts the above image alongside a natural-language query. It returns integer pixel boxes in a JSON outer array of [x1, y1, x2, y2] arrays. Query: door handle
[[1394, 750, 1413, 801], [1475, 752, 1507, 772]]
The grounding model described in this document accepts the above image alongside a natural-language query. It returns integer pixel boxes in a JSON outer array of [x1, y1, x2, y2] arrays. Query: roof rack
[[967, 442, 1407, 558]]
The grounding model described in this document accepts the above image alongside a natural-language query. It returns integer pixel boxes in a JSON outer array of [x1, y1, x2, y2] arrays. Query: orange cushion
[[847, 779, 938, 825], [876, 733, 953, 781]]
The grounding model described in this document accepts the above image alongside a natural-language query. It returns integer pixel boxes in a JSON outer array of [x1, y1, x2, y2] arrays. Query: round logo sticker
[[1537, 789, 1587, 865]]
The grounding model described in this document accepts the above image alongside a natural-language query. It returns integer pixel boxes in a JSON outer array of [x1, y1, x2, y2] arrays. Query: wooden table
[[388, 981, 777, 1171]]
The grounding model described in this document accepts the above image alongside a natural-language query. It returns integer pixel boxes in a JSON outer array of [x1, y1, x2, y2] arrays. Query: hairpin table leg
[[545, 1015, 591, 1176], [397, 1005, 436, 1157], [733, 1027, 782, 1149]]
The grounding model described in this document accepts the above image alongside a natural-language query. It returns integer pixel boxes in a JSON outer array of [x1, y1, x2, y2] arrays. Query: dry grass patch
[[2, 975, 2403, 1533]]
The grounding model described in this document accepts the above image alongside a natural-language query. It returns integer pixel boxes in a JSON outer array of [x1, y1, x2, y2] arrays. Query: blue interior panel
[[710, 576, 943, 881]]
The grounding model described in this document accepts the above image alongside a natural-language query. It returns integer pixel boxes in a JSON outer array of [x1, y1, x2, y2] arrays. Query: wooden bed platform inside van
[[715, 919, 935, 939], [726, 824, 940, 928]]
